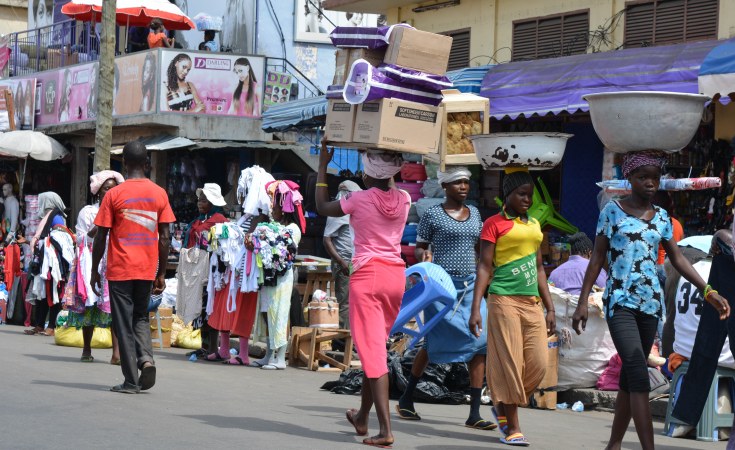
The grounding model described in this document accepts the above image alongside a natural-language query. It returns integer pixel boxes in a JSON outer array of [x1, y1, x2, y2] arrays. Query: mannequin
[[3, 184, 19, 240]]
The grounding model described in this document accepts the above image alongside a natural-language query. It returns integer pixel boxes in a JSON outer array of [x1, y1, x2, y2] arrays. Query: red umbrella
[[61, 0, 195, 30]]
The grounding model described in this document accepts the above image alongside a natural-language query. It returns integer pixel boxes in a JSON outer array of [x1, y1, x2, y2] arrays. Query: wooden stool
[[289, 326, 352, 372], [301, 271, 333, 309]]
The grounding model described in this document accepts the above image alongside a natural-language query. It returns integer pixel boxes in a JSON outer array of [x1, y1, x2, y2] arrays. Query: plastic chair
[[664, 361, 735, 441], [390, 262, 457, 349]]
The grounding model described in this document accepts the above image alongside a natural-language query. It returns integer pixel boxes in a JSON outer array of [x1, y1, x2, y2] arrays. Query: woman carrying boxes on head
[[396, 166, 496, 432], [470, 168, 556, 447], [316, 140, 410, 449]]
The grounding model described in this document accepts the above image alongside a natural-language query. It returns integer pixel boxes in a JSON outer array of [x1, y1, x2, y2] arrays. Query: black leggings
[[607, 306, 659, 392], [34, 301, 62, 330]]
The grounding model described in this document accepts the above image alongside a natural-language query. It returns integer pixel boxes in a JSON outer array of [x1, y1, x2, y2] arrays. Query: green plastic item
[[494, 177, 578, 235]]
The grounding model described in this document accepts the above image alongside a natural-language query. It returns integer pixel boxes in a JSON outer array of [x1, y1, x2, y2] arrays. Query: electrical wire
[[265, 0, 287, 60]]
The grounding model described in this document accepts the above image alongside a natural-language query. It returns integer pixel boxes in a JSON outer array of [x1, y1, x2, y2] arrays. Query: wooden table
[[289, 326, 352, 372]]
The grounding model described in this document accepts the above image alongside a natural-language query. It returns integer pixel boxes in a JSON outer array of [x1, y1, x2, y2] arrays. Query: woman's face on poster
[[176, 59, 192, 81], [36, 1, 48, 25], [143, 59, 153, 81], [234, 64, 250, 83], [64, 71, 72, 96]]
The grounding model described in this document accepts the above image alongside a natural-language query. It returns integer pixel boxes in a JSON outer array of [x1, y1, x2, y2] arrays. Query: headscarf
[[362, 151, 404, 180], [336, 180, 362, 200], [89, 170, 124, 195], [37, 192, 66, 219], [437, 166, 471, 185], [502, 169, 534, 198], [622, 150, 667, 178]]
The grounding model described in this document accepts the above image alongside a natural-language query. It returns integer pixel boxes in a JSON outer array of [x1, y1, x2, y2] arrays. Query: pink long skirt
[[349, 258, 405, 378]]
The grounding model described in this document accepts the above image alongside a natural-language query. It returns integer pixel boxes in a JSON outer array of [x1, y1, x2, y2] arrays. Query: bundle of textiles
[[251, 222, 298, 287], [28, 227, 76, 305], [237, 165, 275, 218], [597, 177, 722, 193]]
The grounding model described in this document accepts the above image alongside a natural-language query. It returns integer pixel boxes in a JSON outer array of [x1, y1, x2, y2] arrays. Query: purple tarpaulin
[[481, 39, 723, 119]]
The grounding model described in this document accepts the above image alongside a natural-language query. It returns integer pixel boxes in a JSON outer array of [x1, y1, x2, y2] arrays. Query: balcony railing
[[6, 20, 100, 78], [265, 57, 324, 100]]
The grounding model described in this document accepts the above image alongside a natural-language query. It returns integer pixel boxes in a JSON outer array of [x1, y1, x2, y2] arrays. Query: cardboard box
[[531, 335, 559, 409], [383, 27, 453, 75], [47, 48, 79, 69], [325, 99, 357, 142], [333, 48, 386, 86], [353, 98, 441, 154], [308, 300, 339, 328]]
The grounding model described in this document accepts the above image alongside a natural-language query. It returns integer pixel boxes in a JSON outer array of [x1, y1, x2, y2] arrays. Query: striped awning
[[446, 65, 494, 94], [699, 38, 735, 104], [261, 95, 327, 132]]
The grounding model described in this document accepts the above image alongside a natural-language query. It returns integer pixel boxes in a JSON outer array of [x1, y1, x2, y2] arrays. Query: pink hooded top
[[340, 187, 410, 271]]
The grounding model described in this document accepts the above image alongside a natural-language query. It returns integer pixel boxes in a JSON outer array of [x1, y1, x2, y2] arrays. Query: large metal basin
[[583, 91, 709, 153], [469, 132, 573, 170]]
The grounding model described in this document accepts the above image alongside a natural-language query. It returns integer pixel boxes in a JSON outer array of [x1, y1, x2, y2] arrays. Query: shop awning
[[446, 65, 494, 94], [111, 135, 195, 154], [699, 38, 735, 104], [261, 96, 327, 132], [481, 39, 724, 119]]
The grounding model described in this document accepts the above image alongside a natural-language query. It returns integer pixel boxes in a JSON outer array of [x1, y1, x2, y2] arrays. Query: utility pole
[[93, 0, 116, 172]]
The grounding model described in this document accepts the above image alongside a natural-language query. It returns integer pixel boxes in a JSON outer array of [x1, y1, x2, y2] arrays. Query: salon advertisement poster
[[32, 62, 95, 126], [263, 71, 292, 109], [115, 51, 159, 116], [159, 50, 264, 118], [0, 78, 37, 130]]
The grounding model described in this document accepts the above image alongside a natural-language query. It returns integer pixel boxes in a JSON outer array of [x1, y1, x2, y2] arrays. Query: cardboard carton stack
[[325, 25, 453, 155]]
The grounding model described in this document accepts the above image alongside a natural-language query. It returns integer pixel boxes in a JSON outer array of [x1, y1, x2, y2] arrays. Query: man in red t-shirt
[[91, 141, 176, 394]]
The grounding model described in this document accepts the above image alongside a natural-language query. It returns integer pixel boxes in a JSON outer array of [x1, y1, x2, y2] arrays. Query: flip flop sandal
[[80, 356, 94, 363], [139, 364, 156, 391], [203, 353, 225, 362], [394, 404, 421, 420], [500, 433, 530, 447], [110, 359, 121, 366], [222, 356, 248, 366], [24, 329, 41, 335], [362, 437, 393, 449], [346, 409, 367, 436], [465, 419, 498, 430], [492, 406, 509, 437]]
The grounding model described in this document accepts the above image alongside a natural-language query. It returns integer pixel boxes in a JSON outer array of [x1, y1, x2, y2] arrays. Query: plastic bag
[[173, 327, 202, 349], [54, 326, 112, 348]]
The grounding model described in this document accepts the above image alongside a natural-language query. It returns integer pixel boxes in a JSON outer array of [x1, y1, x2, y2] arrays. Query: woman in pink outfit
[[316, 140, 410, 449]]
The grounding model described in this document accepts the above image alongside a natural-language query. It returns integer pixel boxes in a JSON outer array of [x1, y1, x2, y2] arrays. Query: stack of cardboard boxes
[[325, 27, 453, 155]]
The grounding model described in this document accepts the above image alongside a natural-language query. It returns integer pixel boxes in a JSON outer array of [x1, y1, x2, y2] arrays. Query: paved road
[[0, 325, 726, 449]]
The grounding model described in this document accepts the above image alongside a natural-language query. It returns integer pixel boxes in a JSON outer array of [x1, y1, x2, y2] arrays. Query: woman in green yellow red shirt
[[470, 169, 556, 447]]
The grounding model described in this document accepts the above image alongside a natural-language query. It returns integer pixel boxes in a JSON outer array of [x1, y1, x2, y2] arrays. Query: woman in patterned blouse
[[573, 150, 729, 450], [397, 166, 495, 431]]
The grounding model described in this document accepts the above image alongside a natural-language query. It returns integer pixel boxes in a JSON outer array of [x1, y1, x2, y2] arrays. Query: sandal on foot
[[222, 356, 248, 366], [346, 409, 367, 436], [139, 364, 156, 391], [500, 433, 530, 446], [362, 437, 393, 449], [203, 353, 225, 362], [110, 358, 121, 366], [492, 406, 509, 437], [80, 355, 94, 363], [465, 418, 498, 430], [110, 383, 140, 394], [394, 404, 421, 420], [24, 328, 42, 335]]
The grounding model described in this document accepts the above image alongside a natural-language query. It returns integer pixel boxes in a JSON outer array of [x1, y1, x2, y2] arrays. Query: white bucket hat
[[196, 183, 227, 207]]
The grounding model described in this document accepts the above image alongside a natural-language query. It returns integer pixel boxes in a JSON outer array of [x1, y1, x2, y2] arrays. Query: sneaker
[[110, 383, 140, 394]]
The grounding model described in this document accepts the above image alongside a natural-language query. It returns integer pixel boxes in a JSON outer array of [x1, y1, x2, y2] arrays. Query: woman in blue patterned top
[[396, 167, 495, 431], [572, 151, 729, 450]]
